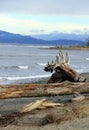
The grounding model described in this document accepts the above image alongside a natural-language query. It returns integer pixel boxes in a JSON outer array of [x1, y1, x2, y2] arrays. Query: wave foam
[[86, 58, 89, 61], [0, 74, 51, 81], [37, 63, 47, 66], [0, 65, 29, 70], [18, 66, 29, 69]]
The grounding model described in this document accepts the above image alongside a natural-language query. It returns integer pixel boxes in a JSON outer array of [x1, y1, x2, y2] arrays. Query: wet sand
[[0, 72, 89, 129], [1, 117, 89, 130]]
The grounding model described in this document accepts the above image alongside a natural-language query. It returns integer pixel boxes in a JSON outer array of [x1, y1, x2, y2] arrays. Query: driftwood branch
[[0, 82, 89, 99], [44, 50, 86, 83], [19, 99, 64, 113]]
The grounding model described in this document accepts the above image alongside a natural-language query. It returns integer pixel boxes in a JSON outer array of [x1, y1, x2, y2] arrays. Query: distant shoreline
[[47, 46, 89, 50]]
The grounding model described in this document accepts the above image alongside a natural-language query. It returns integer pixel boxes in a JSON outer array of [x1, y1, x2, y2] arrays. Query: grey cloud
[[0, 0, 89, 15], [30, 29, 45, 33]]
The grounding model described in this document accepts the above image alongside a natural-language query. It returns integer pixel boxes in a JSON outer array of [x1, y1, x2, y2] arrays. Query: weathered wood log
[[0, 82, 89, 99], [19, 99, 64, 113], [44, 50, 86, 83], [0, 97, 89, 127]]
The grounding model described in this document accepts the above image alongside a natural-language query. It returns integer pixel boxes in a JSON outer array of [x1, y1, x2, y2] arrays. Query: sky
[[0, 0, 89, 35]]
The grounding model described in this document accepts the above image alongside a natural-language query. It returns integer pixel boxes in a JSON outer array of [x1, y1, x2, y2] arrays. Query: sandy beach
[[1, 117, 89, 130], [0, 72, 89, 130]]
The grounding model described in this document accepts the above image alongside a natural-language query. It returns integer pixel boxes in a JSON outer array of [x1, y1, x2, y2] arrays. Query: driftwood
[[0, 52, 88, 128], [0, 82, 89, 99], [0, 97, 89, 127], [19, 92, 85, 113], [44, 50, 86, 83], [19, 99, 64, 113]]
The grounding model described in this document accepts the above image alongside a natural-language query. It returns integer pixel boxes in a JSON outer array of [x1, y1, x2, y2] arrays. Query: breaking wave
[[0, 65, 29, 70], [86, 58, 89, 61], [18, 66, 29, 69], [37, 63, 47, 66], [0, 74, 51, 81]]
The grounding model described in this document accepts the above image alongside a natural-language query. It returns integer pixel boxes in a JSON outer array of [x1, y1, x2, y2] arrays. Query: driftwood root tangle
[[44, 50, 86, 83]]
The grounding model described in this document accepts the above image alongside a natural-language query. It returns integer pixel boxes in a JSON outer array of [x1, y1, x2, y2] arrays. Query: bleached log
[[0, 82, 89, 99], [19, 99, 64, 113]]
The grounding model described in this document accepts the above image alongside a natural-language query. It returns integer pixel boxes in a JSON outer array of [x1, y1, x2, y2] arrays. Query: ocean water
[[0, 43, 89, 84]]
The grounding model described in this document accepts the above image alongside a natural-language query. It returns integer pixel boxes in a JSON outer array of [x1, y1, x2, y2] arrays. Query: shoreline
[[0, 72, 89, 85], [0, 72, 89, 114], [0, 72, 89, 129], [25, 72, 89, 84], [45, 46, 89, 50]]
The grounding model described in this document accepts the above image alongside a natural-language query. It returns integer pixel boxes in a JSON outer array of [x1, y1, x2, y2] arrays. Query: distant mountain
[[0, 30, 86, 46], [0, 30, 46, 44], [32, 32, 89, 42]]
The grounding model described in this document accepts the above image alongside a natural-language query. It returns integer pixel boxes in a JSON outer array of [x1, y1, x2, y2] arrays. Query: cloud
[[30, 29, 45, 33], [0, 0, 89, 16], [0, 16, 48, 34], [0, 15, 89, 34]]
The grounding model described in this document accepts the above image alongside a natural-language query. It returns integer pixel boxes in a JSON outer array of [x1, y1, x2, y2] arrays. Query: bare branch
[[65, 52, 70, 64], [44, 50, 70, 73]]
